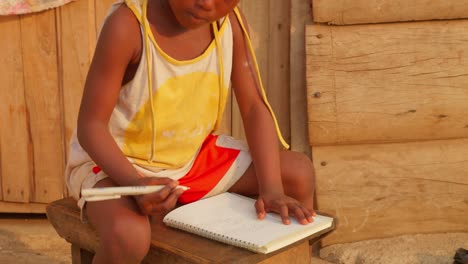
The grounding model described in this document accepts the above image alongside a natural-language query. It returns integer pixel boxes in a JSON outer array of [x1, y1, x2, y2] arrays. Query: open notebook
[[163, 192, 334, 254]]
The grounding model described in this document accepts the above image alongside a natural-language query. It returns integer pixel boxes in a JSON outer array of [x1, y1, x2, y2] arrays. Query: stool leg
[[71, 244, 94, 264], [258, 241, 310, 264]]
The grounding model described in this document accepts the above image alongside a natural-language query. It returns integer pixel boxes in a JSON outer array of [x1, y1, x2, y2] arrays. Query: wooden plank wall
[[313, 0, 468, 25], [0, 1, 310, 212], [307, 21, 468, 146], [313, 139, 468, 244], [0, 16, 32, 207], [307, 0, 468, 246]]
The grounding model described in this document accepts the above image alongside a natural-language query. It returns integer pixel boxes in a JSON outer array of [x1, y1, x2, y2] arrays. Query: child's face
[[167, 0, 240, 29]]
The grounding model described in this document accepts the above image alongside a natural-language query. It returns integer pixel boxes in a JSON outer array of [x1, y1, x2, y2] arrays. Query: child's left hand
[[255, 193, 316, 225]]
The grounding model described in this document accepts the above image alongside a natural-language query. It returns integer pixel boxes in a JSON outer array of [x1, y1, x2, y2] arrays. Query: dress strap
[[140, 0, 156, 163], [212, 20, 226, 132]]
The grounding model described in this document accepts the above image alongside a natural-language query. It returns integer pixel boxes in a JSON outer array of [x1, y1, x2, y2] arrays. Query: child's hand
[[130, 177, 184, 215], [255, 193, 316, 225]]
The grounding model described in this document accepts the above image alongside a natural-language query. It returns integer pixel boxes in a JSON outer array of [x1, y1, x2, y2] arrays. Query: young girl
[[65, 0, 316, 263]]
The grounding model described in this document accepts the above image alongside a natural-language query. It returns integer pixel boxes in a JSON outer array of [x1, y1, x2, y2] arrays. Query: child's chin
[[177, 15, 211, 29], [180, 21, 208, 30]]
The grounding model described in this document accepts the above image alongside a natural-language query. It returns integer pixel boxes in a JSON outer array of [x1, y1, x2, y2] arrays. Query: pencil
[[81, 185, 190, 197]]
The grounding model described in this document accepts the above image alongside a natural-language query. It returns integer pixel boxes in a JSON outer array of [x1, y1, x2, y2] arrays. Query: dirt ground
[[320, 232, 468, 264], [0, 214, 70, 264], [0, 214, 465, 264]]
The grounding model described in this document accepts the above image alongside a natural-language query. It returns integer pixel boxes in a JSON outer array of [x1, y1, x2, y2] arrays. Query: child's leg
[[85, 178, 151, 264], [228, 150, 316, 210]]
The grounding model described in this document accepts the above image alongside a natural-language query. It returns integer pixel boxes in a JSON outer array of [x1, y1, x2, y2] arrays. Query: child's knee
[[289, 151, 315, 183], [101, 217, 151, 262], [282, 151, 315, 193]]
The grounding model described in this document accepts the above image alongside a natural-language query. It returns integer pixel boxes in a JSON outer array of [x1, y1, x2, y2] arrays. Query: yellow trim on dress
[[125, 0, 230, 66], [141, 0, 157, 162], [149, 18, 230, 66]]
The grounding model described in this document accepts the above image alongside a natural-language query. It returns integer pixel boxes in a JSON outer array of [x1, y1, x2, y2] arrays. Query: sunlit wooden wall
[[307, 0, 468, 246], [0, 0, 312, 212]]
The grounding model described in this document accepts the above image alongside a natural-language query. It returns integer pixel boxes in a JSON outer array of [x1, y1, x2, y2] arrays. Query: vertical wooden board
[[305, 25, 337, 146], [290, 0, 312, 155], [60, 0, 96, 154], [0, 201, 46, 213], [95, 0, 115, 32], [258, 241, 309, 264], [20, 11, 64, 203], [0, 16, 31, 203], [267, 0, 291, 144], [307, 21, 468, 146], [0, 127, 1, 200], [313, 0, 468, 25], [312, 139, 468, 246]]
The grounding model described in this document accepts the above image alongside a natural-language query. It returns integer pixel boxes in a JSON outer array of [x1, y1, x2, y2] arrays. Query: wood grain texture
[[0, 16, 31, 203], [59, 0, 96, 153], [267, 0, 291, 144], [313, 0, 468, 25], [20, 11, 65, 203], [258, 242, 309, 264], [290, 0, 313, 155], [313, 138, 468, 246], [305, 25, 336, 146], [306, 21, 468, 146], [0, 201, 46, 213]]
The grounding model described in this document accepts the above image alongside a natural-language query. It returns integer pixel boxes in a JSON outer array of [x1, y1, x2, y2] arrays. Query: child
[[65, 0, 317, 263]]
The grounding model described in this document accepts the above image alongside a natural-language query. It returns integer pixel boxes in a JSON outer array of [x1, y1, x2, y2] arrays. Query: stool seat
[[46, 198, 332, 264]]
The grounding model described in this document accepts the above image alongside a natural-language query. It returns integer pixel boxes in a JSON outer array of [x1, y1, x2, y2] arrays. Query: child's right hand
[[130, 177, 184, 215]]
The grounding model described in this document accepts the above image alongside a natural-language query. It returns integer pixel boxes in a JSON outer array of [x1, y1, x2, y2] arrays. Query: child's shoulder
[[96, 3, 142, 62], [93, 4, 141, 68], [228, 7, 248, 39], [101, 4, 141, 39]]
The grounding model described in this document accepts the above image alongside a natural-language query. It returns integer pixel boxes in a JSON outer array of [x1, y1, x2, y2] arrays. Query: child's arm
[[77, 6, 182, 214], [230, 9, 311, 225]]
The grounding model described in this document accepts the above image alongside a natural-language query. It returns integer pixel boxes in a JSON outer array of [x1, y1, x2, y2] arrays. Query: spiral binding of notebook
[[163, 218, 261, 252]]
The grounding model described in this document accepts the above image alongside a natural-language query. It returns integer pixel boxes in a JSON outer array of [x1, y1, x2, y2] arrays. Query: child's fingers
[[279, 204, 290, 225], [150, 188, 185, 214], [303, 207, 315, 223], [255, 198, 266, 220], [291, 205, 309, 225], [135, 179, 178, 214], [139, 200, 153, 215], [144, 180, 179, 202]]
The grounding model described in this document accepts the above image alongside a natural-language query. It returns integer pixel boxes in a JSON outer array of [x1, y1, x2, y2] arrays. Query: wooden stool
[[46, 198, 333, 264]]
